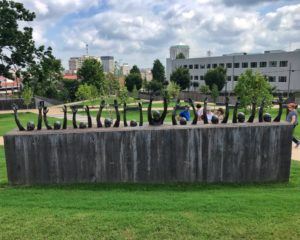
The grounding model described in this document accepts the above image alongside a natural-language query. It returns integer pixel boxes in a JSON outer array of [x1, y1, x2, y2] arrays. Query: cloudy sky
[[19, 0, 300, 69]]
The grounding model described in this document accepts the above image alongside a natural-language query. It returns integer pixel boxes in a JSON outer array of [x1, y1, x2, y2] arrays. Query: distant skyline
[[19, 0, 300, 69]]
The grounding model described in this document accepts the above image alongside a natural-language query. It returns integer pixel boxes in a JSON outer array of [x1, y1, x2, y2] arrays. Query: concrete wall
[[4, 123, 293, 185]]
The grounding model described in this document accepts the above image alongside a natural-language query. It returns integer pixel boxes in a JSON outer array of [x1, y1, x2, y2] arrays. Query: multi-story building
[[166, 49, 300, 94], [170, 45, 190, 60], [101, 56, 115, 74], [121, 63, 130, 76], [68, 55, 101, 73], [140, 68, 153, 81]]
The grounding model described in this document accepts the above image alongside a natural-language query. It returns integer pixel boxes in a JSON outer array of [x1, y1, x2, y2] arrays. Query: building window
[[234, 63, 240, 68], [226, 63, 232, 68], [227, 76, 231, 81], [219, 63, 224, 68], [189, 64, 193, 69], [269, 61, 277, 67], [260, 62, 267, 68], [250, 62, 257, 68], [190, 75, 193, 80], [183, 65, 187, 68], [242, 62, 248, 68], [234, 76, 239, 81], [278, 76, 287, 82], [194, 64, 199, 69], [206, 64, 211, 69], [200, 75, 204, 80], [194, 75, 199, 80], [213, 63, 218, 68], [268, 76, 276, 82], [200, 64, 205, 69], [280, 61, 288, 67]]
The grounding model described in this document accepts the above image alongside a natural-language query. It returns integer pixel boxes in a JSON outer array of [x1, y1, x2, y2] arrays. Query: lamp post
[[287, 63, 295, 99]]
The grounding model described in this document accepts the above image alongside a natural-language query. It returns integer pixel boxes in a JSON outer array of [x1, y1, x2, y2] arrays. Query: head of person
[[263, 113, 272, 122], [211, 115, 219, 124], [237, 112, 245, 123], [288, 103, 297, 111], [152, 110, 161, 121], [180, 117, 187, 125], [196, 104, 202, 110], [216, 108, 224, 116]]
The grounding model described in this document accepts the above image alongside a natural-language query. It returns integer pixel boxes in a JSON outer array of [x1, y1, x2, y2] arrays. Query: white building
[[170, 45, 190, 60], [121, 63, 130, 76], [68, 55, 101, 73], [166, 49, 300, 94], [101, 56, 115, 74], [140, 68, 153, 81]]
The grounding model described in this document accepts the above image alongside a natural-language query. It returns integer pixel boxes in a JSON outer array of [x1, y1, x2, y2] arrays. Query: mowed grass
[[0, 146, 300, 239]]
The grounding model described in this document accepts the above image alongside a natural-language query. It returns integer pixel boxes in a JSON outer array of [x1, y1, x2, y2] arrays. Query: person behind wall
[[178, 105, 191, 121], [215, 107, 224, 121], [286, 103, 300, 148], [196, 103, 203, 121]]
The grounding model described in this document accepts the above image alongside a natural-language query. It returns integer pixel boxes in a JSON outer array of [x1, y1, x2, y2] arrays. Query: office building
[[101, 56, 115, 73]]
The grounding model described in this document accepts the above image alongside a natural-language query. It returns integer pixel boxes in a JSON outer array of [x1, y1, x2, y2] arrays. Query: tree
[[106, 72, 120, 95], [234, 69, 273, 109], [0, 0, 36, 77], [77, 58, 107, 95], [176, 53, 185, 59], [204, 66, 226, 91], [147, 80, 164, 93], [22, 47, 64, 98], [130, 65, 141, 75], [151, 59, 165, 83], [125, 73, 142, 92], [118, 86, 129, 103], [211, 84, 219, 106], [170, 67, 190, 90], [75, 84, 94, 101], [167, 82, 180, 100], [22, 85, 33, 109], [199, 85, 210, 95], [131, 85, 139, 99], [60, 79, 79, 102]]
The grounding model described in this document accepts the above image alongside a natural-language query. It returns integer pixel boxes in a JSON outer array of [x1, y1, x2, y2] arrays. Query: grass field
[[1, 109, 300, 239]]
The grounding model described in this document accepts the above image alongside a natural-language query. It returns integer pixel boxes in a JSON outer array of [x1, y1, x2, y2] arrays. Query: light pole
[[287, 63, 295, 99]]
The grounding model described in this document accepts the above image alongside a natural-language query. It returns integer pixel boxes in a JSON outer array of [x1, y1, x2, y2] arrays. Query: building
[[101, 56, 115, 74], [170, 45, 190, 60], [166, 49, 300, 94], [140, 68, 153, 81], [121, 63, 130, 76], [0, 76, 21, 94], [68, 55, 101, 73]]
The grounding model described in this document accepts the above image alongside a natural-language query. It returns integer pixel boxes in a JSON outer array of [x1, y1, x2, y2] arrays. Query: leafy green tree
[[60, 79, 79, 102], [151, 59, 165, 83], [22, 85, 33, 109], [0, 0, 36, 77], [167, 82, 180, 100], [22, 47, 64, 98], [199, 85, 210, 95], [131, 85, 139, 99], [204, 66, 226, 91], [75, 84, 93, 101], [211, 84, 219, 105], [234, 69, 273, 109], [170, 67, 190, 90], [77, 58, 107, 95], [130, 65, 141, 75], [125, 73, 142, 92], [176, 53, 185, 59], [118, 86, 129, 103], [106, 72, 120, 95], [147, 80, 164, 92]]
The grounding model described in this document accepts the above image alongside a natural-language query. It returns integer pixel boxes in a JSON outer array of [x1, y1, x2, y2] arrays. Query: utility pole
[[287, 63, 293, 99], [86, 44, 89, 56]]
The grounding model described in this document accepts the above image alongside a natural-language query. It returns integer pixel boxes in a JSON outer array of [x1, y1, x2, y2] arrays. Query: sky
[[19, 0, 300, 70]]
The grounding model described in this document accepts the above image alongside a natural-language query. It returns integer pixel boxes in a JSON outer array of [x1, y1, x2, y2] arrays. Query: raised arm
[[97, 100, 105, 128], [273, 96, 283, 122], [232, 98, 240, 123], [247, 98, 256, 123], [258, 97, 265, 123], [188, 98, 198, 125], [160, 97, 168, 124], [138, 102, 143, 126], [71, 106, 78, 129], [113, 100, 120, 127], [12, 104, 25, 131], [203, 97, 208, 124], [221, 97, 229, 124], [85, 105, 92, 128], [43, 107, 52, 130], [62, 105, 67, 129], [148, 95, 154, 125], [37, 101, 43, 130], [123, 102, 128, 127]]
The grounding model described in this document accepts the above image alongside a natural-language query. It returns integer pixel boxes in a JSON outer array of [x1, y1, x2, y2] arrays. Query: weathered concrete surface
[[4, 123, 293, 185]]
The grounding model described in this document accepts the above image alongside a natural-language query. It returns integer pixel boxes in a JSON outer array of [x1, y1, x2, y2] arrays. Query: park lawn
[[0, 145, 300, 239], [0, 113, 71, 136]]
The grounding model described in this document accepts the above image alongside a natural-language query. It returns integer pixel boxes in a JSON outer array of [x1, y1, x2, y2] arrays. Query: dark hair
[[217, 108, 224, 115], [196, 104, 202, 108]]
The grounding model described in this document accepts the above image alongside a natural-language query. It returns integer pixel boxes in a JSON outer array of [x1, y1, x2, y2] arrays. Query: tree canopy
[[0, 0, 36, 77], [151, 59, 165, 83], [130, 65, 141, 75], [77, 58, 106, 95], [234, 69, 273, 109], [170, 67, 190, 90], [125, 73, 142, 92], [176, 53, 185, 59], [204, 67, 226, 91]]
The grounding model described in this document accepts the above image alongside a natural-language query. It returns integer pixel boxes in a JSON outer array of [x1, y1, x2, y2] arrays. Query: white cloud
[[17, 0, 300, 68]]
